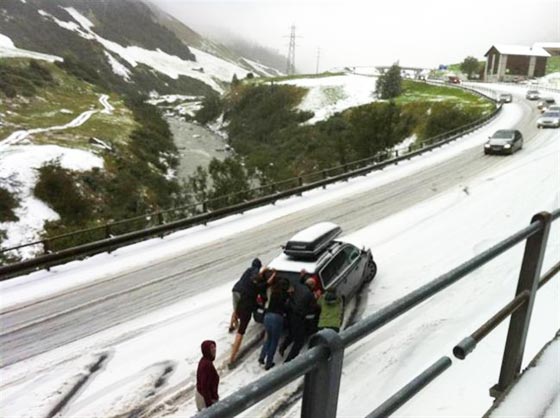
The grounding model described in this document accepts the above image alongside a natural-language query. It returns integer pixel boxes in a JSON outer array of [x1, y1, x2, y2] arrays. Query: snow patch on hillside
[[37, 7, 250, 93], [0, 146, 104, 257], [104, 52, 131, 81], [0, 31, 62, 62], [279, 74, 377, 124]]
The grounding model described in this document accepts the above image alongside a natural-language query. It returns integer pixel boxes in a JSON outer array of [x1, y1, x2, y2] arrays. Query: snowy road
[[1, 86, 558, 417]]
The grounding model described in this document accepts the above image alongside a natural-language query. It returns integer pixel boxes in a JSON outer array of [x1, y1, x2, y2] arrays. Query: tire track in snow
[[0, 94, 113, 150], [122, 328, 265, 418], [60, 360, 175, 418], [45, 352, 110, 418]]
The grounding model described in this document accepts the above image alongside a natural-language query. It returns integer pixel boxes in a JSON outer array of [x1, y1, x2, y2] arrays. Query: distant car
[[499, 93, 513, 103], [547, 105, 560, 113], [537, 97, 556, 113], [268, 222, 377, 308], [526, 90, 540, 100], [447, 76, 461, 84], [537, 111, 560, 129], [484, 130, 524, 155]]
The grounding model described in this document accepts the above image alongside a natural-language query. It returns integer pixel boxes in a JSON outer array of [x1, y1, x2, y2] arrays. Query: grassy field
[[396, 80, 495, 112], [0, 59, 136, 146]]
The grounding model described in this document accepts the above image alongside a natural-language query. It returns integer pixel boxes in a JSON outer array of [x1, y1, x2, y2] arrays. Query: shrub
[[34, 162, 92, 225], [195, 95, 223, 124], [0, 187, 18, 222], [0, 60, 55, 97]]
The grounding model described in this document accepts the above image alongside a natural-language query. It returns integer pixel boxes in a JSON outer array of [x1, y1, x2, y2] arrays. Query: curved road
[[0, 90, 544, 367]]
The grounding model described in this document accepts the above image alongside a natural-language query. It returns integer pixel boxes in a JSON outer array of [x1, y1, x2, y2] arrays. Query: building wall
[[505, 55, 530, 76], [534, 57, 547, 77]]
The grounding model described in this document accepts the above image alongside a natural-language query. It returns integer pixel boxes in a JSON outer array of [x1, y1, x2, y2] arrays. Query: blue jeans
[[259, 312, 284, 368]]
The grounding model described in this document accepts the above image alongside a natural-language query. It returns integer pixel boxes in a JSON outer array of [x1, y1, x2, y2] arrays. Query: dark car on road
[[484, 130, 524, 155], [268, 222, 377, 308]]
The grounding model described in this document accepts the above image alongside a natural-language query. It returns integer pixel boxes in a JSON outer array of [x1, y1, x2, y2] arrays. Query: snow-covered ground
[[0, 32, 61, 62], [0, 86, 558, 417], [489, 333, 559, 418], [36, 7, 252, 93], [278, 73, 377, 124], [0, 146, 104, 257], [0, 95, 111, 256]]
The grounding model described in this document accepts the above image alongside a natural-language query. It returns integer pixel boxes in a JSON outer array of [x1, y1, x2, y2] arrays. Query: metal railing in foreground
[[196, 209, 559, 418]]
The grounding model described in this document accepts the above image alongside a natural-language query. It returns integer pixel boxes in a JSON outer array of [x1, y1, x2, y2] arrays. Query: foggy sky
[[151, 0, 559, 73]]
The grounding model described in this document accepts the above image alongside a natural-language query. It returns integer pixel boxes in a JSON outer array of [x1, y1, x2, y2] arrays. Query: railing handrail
[[196, 209, 559, 417]]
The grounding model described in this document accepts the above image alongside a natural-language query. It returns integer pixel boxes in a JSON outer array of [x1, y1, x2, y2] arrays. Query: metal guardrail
[[196, 209, 559, 417], [0, 85, 502, 278]]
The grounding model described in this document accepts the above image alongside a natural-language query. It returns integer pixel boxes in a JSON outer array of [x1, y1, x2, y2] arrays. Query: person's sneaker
[[265, 363, 275, 371], [227, 362, 235, 370], [228, 326, 236, 333], [258, 358, 265, 366]]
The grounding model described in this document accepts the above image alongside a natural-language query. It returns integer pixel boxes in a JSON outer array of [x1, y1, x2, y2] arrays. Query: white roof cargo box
[[283, 222, 342, 259]]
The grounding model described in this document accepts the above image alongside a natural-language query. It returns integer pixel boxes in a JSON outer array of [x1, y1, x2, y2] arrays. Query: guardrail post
[[157, 212, 164, 225], [43, 239, 51, 255], [105, 224, 111, 239], [301, 329, 344, 418], [322, 170, 328, 189], [490, 211, 552, 398]]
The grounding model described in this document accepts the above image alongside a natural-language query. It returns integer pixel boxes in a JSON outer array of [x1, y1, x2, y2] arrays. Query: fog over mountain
[[151, 0, 559, 72]]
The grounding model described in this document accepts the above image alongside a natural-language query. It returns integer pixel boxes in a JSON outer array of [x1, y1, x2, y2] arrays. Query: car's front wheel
[[364, 256, 377, 283]]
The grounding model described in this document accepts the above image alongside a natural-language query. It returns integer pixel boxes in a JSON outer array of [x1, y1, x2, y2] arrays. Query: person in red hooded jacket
[[195, 340, 220, 411]]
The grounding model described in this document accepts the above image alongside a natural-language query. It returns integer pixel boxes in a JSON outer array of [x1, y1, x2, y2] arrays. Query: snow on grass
[[242, 57, 282, 77], [489, 336, 560, 418], [0, 145, 104, 257], [279, 74, 377, 124], [104, 51, 131, 81], [0, 95, 113, 150], [38, 7, 251, 93], [0, 99, 525, 309], [0, 31, 61, 62]]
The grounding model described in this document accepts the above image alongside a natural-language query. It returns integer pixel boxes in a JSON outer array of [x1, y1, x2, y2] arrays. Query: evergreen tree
[[231, 73, 240, 86], [376, 63, 402, 99]]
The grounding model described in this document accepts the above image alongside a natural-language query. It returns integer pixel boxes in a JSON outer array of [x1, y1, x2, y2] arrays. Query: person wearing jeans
[[258, 275, 289, 370]]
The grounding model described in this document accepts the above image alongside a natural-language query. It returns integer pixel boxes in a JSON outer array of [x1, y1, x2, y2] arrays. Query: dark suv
[[268, 222, 377, 306]]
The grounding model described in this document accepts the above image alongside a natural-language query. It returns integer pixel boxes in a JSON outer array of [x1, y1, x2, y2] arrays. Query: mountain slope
[[142, 0, 283, 77], [0, 0, 279, 96]]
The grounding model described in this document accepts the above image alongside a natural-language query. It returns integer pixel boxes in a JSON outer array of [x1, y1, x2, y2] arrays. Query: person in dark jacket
[[258, 275, 289, 370], [229, 271, 264, 366], [196, 340, 219, 411], [279, 280, 316, 362], [230, 258, 262, 332]]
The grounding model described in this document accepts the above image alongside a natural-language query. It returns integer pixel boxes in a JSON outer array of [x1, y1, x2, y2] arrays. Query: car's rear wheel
[[365, 256, 377, 283]]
